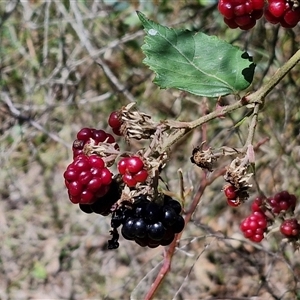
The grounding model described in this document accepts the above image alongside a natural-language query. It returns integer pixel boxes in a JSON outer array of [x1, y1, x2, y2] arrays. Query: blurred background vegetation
[[0, 0, 300, 299]]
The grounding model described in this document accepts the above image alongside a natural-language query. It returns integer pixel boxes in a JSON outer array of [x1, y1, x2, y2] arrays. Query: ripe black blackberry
[[109, 194, 185, 249]]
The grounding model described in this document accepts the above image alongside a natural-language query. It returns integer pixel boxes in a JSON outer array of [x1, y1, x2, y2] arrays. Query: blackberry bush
[[61, 8, 300, 299]]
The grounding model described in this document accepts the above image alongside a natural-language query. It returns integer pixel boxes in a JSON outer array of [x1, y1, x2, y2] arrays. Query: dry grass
[[1, 1, 300, 299]]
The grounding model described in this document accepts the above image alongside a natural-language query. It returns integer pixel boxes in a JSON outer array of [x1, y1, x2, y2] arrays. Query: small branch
[[246, 48, 300, 103], [1, 92, 70, 148], [144, 168, 225, 300], [158, 100, 243, 154], [242, 102, 260, 152]]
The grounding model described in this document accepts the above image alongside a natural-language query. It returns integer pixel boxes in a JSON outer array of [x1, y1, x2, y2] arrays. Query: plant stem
[[144, 168, 225, 300], [242, 102, 260, 152], [246, 48, 300, 102]]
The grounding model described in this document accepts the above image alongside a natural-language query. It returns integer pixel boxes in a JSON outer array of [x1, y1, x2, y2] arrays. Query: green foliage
[[138, 11, 256, 98]]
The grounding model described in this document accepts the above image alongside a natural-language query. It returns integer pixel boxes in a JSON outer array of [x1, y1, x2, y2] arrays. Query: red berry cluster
[[108, 111, 123, 136], [65, 124, 149, 206], [118, 156, 148, 187], [266, 190, 296, 214], [264, 0, 300, 27], [280, 218, 300, 238], [240, 203, 268, 242], [218, 0, 300, 30], [65, 126, 118, 205], [267, 191, 299, 239], [64, 154, 112, 204], [239, 191, 299, 243], [224, 184, 241, 207], [72, 127, 116, 158], [218, 0, 265, 30], [63, 108, 185, 249], [109, 195, 185, 249]]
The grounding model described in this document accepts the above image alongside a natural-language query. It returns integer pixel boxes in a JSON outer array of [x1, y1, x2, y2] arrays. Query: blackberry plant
[[62, 8, 300, 300]]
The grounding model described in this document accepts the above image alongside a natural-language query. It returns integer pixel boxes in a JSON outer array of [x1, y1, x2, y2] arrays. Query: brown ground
[[1, 1, 300, 299]]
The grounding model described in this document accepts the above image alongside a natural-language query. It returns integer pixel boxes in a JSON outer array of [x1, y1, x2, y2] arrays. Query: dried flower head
[[190, 143, 218, 172], [224, 156, 253, 202], [119, 103, 158, 141], [83, 138, 120, 167]]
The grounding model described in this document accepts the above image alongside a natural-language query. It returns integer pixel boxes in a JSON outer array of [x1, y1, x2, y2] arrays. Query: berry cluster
[[266, 190, 296, 214], [264, 0, 300, 27], [224, 184, 240, 207], [64, 154, 112, 204], [108, 111, 122, 136], [240, 191, 299, 243], [64, 107, 186, 250], [72, 127, 117, 158], [109, 195, 185, 249], [218, 0, 265, 30], [218, 0, 300, 30], [79, 179, 121, 216], [223, 184, 249, 207], [240, 208, 268, 243], [65, 125, 148, 206], [118, 156, 148, 187], [280, 218, 300, 238]]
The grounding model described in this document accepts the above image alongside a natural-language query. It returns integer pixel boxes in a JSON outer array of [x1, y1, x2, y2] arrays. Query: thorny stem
[[158, 100, 243, 154]]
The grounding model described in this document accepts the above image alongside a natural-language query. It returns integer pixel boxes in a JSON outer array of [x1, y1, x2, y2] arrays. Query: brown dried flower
[[190, 143, 218, 172], [224, 156, 253, 202], [119, 103, 158, 141]]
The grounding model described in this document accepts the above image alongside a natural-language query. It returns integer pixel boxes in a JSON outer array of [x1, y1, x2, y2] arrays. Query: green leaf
[[137, 12, 255, 98]]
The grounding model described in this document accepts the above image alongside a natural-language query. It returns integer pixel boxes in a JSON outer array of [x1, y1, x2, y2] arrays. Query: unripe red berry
[[224, 185, 237, 200], [280, 219, 300, 238]]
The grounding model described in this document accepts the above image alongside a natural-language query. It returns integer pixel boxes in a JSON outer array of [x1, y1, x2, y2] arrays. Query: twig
[[242, 102, 260, 152], [60, 1, 137, 103], [144, 168, 226, 300], [246, 49, 300, 103], [1, 92, 70, 148]]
